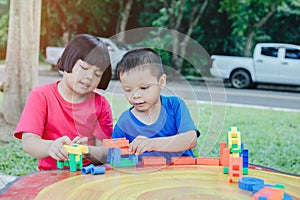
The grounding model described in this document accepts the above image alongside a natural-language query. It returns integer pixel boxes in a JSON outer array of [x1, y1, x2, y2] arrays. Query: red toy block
[[219, 142, 226, 166], [253, 187, 284, 200], [142, 157, 166, 166], [171, 156, 196, 165], [196, 157, 220, 166], [229, 157, 242, 183], [103, 138, 129, 148], [222, 148, 230, 167], [120, 147, 133, 155]]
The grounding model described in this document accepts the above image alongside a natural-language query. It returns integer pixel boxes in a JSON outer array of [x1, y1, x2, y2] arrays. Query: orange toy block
[[120, 147, 133, 155], [103, 138, 129, 148], [219, 142, 226, 166], [222, 148, 230, 167], [142, 157, 167, 166], [171, 156, 196, 165], [196, 157, 220, 166], [253, 187, 284, 200], [229, 157, 242, 183]]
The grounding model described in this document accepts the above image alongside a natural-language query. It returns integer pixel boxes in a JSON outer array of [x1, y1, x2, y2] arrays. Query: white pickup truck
[[45, 37, 130, 79], [210, 43, 300, 89]]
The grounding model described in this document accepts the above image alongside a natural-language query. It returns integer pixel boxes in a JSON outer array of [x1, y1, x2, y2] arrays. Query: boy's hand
[[129, 136, 155, 154], [48, 136, 72, 161]]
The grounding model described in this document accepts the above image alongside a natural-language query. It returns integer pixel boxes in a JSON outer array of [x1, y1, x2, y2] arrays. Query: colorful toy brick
[[238, 177, 265, 191], [142, 157, 167, 166], [103, 138, 129, 148], [171, 156, 196, 165], [105, 138, 138, 167], [57, 144, 89, 172], [253, 187, 284, 200], [196, 157, 220, 166], [228, 157, 242, 182]]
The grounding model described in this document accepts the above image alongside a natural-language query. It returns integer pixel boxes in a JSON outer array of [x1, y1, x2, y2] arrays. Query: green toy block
[[57, 160, 64, 169], [223, 166, 229, 174], [243, 168, 248, 175], [112, 158, 136, 167]]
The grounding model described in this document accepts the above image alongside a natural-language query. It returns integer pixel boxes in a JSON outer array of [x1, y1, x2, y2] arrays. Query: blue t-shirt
[[112, 95, 200, 163]]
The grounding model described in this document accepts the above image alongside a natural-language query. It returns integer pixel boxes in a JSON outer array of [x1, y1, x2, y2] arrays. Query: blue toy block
[[238, 177, 264, 191], [82, 164, 95, 174], [113, 148, 121, 164], [91, 166, 106, 175]]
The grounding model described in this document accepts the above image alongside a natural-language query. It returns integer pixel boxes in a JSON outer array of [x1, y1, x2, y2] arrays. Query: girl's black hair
[[57, 34, 111, 90]]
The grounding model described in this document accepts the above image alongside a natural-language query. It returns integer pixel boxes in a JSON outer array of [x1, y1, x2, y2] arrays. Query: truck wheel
[[230, 70, 251, 89]]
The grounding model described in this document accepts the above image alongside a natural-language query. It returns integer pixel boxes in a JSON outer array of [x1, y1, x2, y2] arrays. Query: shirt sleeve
[[14, 89, 47, 139], [93, 96, 113, 140], [175, 97, 200, 137]]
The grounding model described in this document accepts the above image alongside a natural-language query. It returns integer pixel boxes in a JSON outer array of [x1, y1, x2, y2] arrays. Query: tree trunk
[[116, 0, 133, 42], [1, 0, 41, 126], [244, 4, 276, 57], [244, 30, 255, 56]]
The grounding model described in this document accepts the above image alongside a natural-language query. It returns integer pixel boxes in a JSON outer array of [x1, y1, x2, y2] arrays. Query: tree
[[1, 0, 42, 128], [152, 0, 209, 77], [219, 0, 285, 56], [115, 0, 134, 42]]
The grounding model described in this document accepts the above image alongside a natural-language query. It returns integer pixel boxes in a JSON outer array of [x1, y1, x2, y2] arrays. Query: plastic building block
[[223, 166, 229, 174], [91, 166, 106, 175], [142, 157, 167, 166], [222, 148, 230, 167], [253, 187, 284, 200], [219, 142, 227, 166], [82, 164, 95, 174], [238, 177, 264, 191], [196, 157, 220, 166], [57, 144, 89, 172], [228, 157, 242, 182], [112, 148, 121, 164], [112, 158, 137, 167], [171, 156, 196, 165], [103, 138, 129, 148]]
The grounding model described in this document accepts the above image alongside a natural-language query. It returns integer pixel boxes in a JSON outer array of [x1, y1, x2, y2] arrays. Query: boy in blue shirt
[[113, 48, 200, 163]]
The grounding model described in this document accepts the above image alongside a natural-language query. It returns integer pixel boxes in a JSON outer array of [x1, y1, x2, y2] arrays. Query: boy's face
[[119, 66, 166, 113], [64, 59, 102, 95]]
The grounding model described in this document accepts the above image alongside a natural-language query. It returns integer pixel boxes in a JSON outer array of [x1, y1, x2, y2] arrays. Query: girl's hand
[[72, 136, 88, 145], [48, 136, 72, 161], [129, 136, 155, 155]]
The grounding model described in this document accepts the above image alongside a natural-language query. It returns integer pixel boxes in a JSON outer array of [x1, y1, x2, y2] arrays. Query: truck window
[[261, 47, 278, 57], [285, 49, 300, 60]]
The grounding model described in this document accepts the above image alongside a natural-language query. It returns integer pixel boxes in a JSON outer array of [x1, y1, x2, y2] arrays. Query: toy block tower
[[104, 138, 138, 167], [57, 144, 89, 172]]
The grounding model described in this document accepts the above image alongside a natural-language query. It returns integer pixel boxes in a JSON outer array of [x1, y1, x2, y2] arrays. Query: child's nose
[[85, 70, 93, 79], [131, 89, 141, 99]]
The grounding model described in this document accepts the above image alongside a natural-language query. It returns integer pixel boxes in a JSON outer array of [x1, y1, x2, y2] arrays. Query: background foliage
[[0, 0, 299, 77]]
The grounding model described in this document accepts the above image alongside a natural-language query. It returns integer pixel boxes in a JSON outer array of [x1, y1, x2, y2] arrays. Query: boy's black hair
[[57, 34, 111, 90], [116, 48, 164, 79]]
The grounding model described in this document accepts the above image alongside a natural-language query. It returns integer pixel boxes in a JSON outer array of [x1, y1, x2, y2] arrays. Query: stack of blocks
[[219, 127, 249, 182], [103, 138, 138, 167], [57, 144, 89, 172]]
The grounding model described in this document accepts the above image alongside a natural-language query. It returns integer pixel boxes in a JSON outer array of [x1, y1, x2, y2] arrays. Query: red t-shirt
[[14, 81, 113, 170]]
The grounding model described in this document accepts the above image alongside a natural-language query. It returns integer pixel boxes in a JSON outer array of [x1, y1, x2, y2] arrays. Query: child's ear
[[159, 74, 167, 89]]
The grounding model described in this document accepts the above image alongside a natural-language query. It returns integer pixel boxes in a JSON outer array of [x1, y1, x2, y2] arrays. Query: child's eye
[[95, 72, 102, 78], [141, 86, 149, 90], [80, 65, 88, 70], [123, 88, 131, 92]]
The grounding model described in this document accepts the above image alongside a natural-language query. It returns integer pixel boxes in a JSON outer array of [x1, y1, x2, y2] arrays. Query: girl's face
[[65, 59, 102, 95], [119, 66, 166, 113]]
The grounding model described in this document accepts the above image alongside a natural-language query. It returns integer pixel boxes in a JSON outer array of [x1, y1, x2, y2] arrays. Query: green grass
[[0, 93, 299, 176]]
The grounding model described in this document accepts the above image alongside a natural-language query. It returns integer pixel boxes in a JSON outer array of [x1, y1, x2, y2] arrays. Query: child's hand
[[129, 136, 155, 154], [72, 136, 88, 145], [48, 136, 72, 161]]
